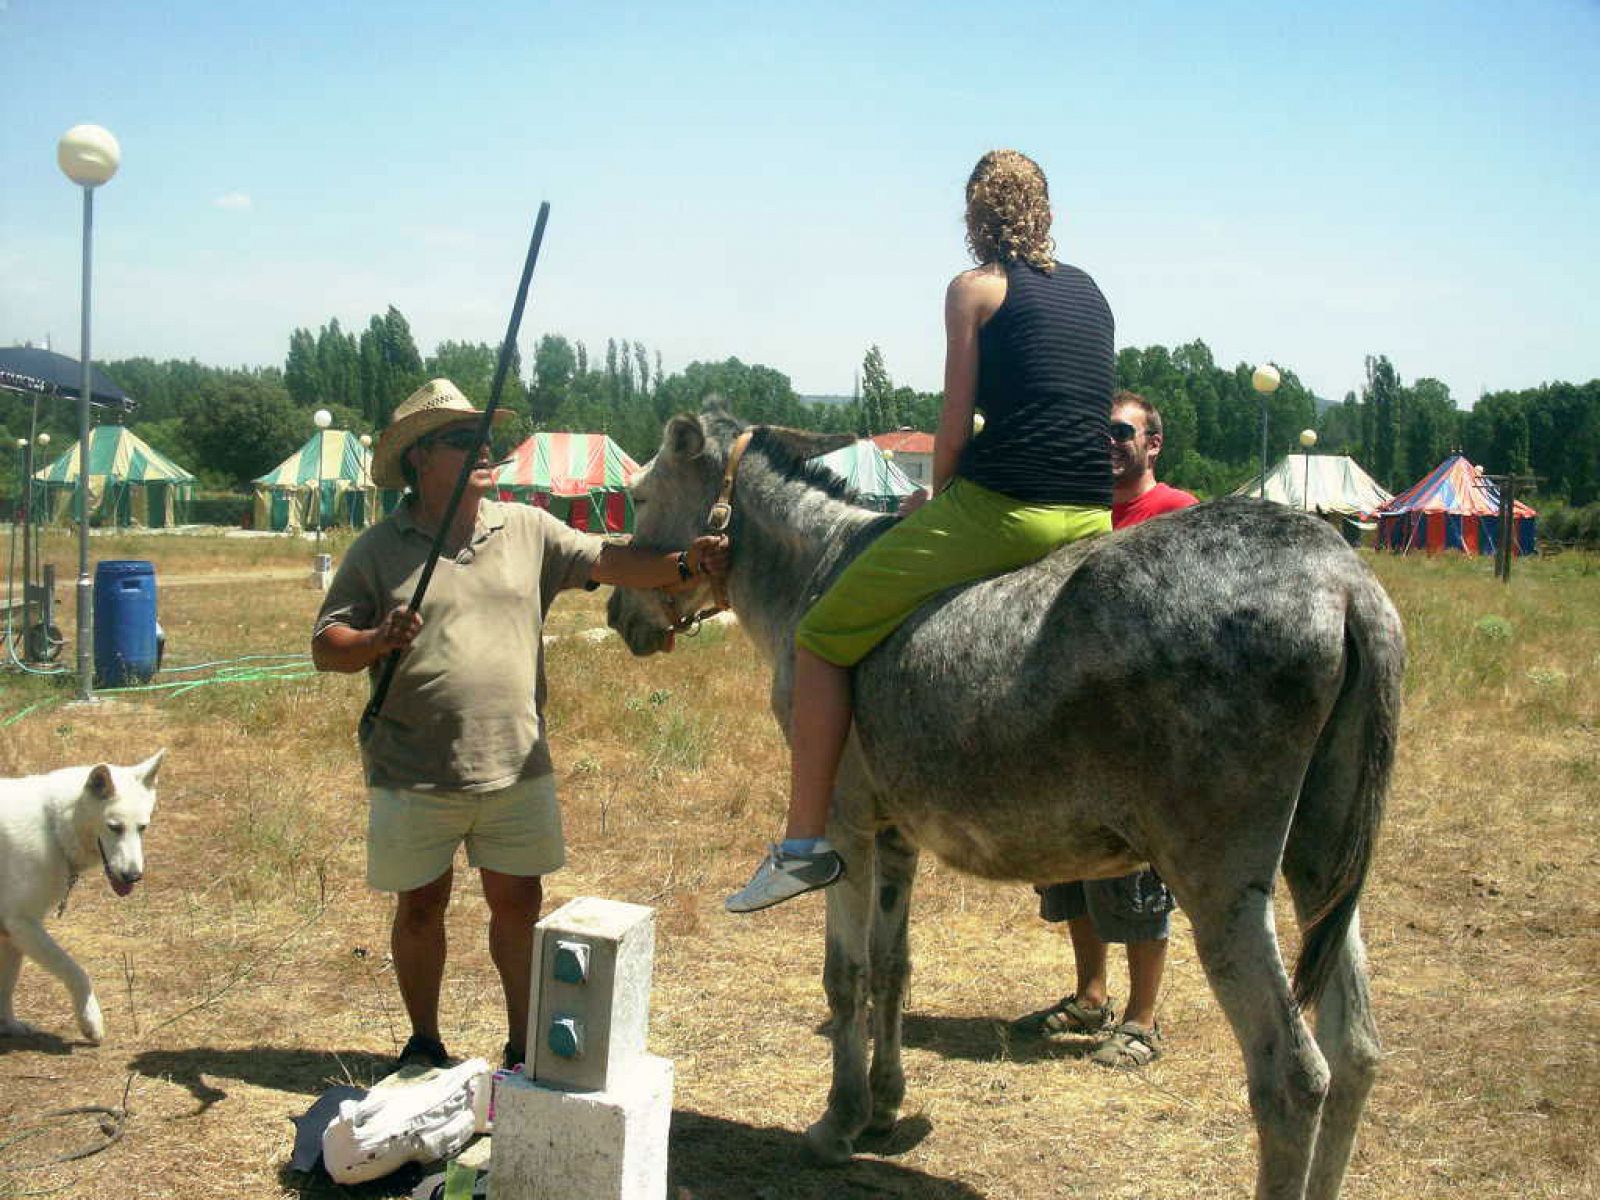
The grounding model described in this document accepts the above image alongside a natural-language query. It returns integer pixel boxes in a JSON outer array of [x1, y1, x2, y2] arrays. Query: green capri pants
[[795, 476, 1111, 668]]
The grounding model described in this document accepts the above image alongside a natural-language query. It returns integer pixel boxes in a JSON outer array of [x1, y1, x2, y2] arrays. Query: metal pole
[[360, 201, 551, 742], [20, 437, 33, 659], [75, 186, 95, 702], [1497, 480, 1514, 583], [1303, 452, 1311, 512], [1259, 397, 1268, 499], [315, 428, 323, 556]]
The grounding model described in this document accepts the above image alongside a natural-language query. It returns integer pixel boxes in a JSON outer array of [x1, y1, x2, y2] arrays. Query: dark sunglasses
[[422, 428, 484, 453], [1108, 420, 1142, 443]]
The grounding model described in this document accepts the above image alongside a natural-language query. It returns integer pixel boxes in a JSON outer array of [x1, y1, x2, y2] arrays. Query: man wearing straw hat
[[313, 378, 727, 1073]]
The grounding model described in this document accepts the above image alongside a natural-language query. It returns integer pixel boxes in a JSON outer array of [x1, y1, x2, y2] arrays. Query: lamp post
[[15, 438, 29, 655], [58, 124, 121, 702], [1252, 364, 1280, 499], [1299, 428, 1318, 512], [312, 408, 333, 555], [359, 433, 373, 525]]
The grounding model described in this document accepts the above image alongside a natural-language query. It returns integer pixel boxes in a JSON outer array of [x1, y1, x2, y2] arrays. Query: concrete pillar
[[490, 897, 671, 1200]]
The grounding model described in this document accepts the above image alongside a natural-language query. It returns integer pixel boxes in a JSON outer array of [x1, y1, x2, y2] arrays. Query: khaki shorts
[[366, 774, 565, 893]]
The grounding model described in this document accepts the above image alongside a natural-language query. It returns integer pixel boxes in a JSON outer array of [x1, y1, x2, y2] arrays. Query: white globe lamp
[[57, 125, 121, 188]]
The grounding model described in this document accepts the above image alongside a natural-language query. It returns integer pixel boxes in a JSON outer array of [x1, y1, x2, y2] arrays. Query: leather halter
[[661, 428, 754, 635]]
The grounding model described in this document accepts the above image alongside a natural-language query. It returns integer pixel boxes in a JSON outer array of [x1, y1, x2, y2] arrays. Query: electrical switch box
[[526, 897, 655, 1092]]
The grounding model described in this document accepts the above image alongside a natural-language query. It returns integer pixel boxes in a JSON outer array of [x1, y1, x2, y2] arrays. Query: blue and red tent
[[1376, 455, 1536, 557]]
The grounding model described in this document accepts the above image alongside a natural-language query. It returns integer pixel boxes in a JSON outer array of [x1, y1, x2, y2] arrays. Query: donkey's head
[[607, 396, 855, 656]]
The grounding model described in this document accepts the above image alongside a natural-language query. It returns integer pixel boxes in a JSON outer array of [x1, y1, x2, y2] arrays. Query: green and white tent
[[32, 425, 196, 527], [812, 439, 919, 512], [1230, 454, 1392, 517], [252, 429, 377, 532]]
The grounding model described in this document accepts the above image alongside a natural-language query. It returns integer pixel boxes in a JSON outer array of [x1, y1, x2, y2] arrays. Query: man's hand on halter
[[687, 533, 732, 580]]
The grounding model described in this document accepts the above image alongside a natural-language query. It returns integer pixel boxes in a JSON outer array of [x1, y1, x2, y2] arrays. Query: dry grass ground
[[0, 527, 1595, 1198]]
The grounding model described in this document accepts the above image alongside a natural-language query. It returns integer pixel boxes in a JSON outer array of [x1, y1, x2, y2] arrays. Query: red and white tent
[[493, 432, 642, 533]]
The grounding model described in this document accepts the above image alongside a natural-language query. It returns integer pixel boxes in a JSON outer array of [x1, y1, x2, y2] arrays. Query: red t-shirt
[[1112, 481, 1198, 530]]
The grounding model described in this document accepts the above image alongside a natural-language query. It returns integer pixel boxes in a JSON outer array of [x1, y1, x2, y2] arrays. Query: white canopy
[[1231, 454, 1392, 517]]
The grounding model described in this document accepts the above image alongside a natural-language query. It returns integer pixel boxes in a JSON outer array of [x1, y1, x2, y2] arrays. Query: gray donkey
[[608, 402, 1405, 1200]]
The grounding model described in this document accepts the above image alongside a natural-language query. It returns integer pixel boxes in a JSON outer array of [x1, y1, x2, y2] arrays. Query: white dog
[[0, 750, 164, 1043]]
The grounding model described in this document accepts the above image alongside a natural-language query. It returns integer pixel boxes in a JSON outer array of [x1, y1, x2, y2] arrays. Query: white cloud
[[213, 191, 252, 211]]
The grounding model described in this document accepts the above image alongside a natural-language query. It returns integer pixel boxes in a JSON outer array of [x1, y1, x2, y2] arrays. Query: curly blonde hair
[[964, 149, 1055, 272]]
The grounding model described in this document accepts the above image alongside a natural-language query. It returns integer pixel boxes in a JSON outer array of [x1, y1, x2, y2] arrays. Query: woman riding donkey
[[728, 149, 1117, 912]]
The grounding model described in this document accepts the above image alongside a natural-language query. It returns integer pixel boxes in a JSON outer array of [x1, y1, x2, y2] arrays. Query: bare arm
[[312, 606, 422, 673], [589, 534, 730, 590], [933, 266, 1007, 493]]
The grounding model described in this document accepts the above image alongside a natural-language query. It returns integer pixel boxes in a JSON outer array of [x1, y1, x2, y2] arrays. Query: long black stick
[[359, 202, 551, 743]]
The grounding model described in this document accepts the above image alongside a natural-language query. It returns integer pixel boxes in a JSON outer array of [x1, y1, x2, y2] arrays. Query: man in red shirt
[[1019, 391, 1197, 1068]]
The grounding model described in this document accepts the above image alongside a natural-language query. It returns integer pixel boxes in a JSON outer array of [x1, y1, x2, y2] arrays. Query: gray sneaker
[[725, 844, 845, 913]]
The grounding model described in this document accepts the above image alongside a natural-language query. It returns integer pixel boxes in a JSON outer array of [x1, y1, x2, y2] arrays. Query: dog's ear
[[87, 764, 114, 800], [136, 749, 165, 787]]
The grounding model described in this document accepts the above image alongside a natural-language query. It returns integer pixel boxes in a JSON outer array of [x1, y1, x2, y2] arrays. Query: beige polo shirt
[[315, 500, 604, 792]]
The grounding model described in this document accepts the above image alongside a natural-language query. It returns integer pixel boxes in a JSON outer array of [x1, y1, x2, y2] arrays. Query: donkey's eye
[[107, 821, 125, 834], [137, 824, 149, 833]]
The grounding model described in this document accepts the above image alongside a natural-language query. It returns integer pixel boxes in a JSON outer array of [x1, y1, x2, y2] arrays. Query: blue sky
[[2, 0, 1596, 407]]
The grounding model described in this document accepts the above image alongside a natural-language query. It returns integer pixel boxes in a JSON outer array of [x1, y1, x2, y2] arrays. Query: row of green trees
[[1, 303, 1594, 509]]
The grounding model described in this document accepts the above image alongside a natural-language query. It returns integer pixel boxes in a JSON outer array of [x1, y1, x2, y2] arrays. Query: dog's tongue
[[663, 630, 675, 654], [106, 867, 135, 898]]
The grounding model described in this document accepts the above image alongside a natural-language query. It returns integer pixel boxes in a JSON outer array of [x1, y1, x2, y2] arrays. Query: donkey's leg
[[1294, 907, 1381, 1200], [1188, 883, 1329, 1200], [805, 818, 877, 1164], [865, 825, 918, 1135]]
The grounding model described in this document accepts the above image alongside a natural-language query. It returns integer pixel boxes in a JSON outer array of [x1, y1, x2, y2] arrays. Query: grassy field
[[0, 526, 1595, 1199]]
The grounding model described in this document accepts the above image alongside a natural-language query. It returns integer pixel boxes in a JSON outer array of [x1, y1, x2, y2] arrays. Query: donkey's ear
[[663, 414, 705, 461], [763, 427, 859, 462]]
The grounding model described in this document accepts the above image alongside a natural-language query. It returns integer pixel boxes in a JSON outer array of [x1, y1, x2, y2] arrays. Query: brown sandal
[[1015, 994, 1117, 1040], [1091, 1021, 1164, 1068]]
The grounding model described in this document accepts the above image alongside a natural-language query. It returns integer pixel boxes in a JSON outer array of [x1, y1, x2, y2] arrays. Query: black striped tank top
[[956, 259, 1114, 507]]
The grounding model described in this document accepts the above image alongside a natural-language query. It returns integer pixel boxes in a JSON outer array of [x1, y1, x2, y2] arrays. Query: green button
[[553, 941, 590, 984], [549, 1016, 584, 1058]]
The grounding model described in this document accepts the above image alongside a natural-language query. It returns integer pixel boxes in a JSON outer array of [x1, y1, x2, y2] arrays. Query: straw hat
[[371, 378, 511, 489]]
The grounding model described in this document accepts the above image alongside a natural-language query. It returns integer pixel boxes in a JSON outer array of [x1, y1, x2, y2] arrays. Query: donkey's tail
[[1288, 570, 1405, 1010]]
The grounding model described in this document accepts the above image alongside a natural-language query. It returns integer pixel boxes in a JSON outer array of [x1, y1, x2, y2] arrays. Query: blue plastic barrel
[[94, 560, 159, 687]]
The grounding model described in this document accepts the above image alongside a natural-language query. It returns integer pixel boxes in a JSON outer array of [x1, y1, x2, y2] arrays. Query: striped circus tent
[[252, 429, 377, 533], [494, 432, 641, 533], [1376, 454, 1537, 557], [33, 425, 196, 527], [813, 439, 919, 512]]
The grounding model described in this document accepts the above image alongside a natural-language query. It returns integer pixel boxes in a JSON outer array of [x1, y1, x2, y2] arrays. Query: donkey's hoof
[[863, 1110, 899, 1138], [803, 1119, 855, 1165]]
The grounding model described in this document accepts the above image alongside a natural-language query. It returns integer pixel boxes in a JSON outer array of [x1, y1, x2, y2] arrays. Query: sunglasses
[[1108, 420, 1143, 443], [422, 428, 484, 453]]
